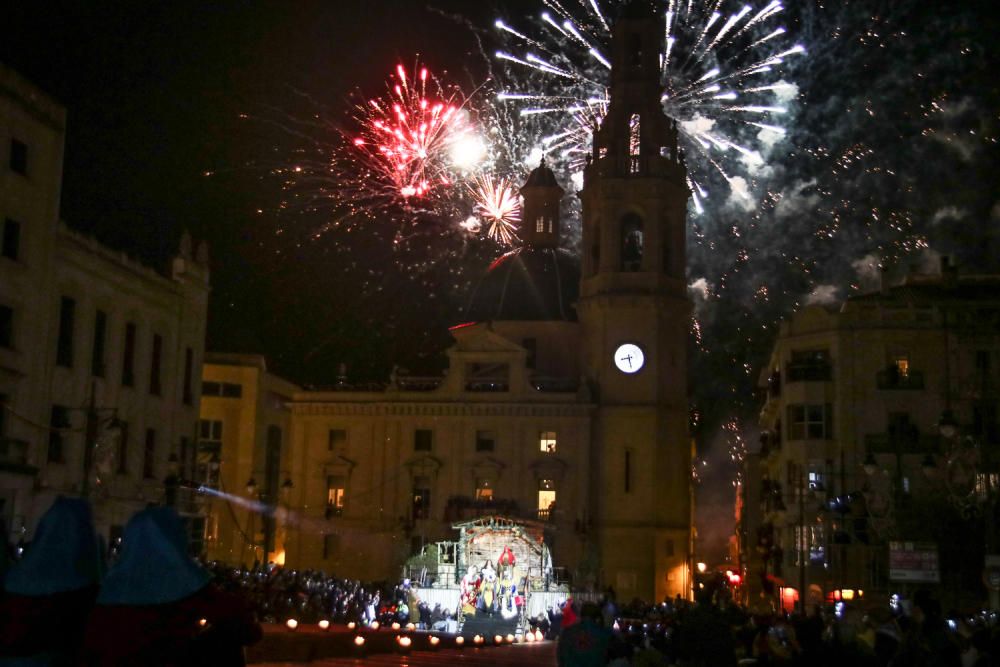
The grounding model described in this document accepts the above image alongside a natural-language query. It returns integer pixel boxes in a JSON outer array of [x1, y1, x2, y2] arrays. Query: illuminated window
[[475, 478, 493, 500], [537, 479, 556, 516], [807, 470, 824, 490], [327, 475, 346, 512], [536, 217, 545, 233], [540, 431, 557, 453], [894, 357, 909, 379], [412, 476, 431, 520]]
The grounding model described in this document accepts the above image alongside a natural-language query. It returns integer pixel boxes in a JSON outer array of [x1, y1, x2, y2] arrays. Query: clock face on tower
[[613, 343, 645, 374]]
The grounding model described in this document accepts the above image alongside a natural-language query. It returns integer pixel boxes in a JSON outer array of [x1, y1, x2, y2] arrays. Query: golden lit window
[[327, 474, 346, 508], [475, 478, 493, 500], [894, 357, 909, 378], [539, 431, 557, 453], [537, 479, 556, 514]]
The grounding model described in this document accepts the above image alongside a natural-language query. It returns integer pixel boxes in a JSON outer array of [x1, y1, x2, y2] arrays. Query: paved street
[[255, 641, 556, 666]]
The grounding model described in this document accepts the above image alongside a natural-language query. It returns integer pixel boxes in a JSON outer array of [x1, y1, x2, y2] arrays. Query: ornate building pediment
[[323, 455, 356, 478], [469, 456, 506, 480], [404, 454, 443, 480], [448, 323, 524, 355], [528, 455, 569, 482]]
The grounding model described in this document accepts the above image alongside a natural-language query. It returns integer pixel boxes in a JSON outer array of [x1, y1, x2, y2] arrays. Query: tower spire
[[520, 160, 564, 248]]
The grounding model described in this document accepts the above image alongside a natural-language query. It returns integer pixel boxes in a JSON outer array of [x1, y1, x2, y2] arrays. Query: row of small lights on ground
[[279, 617, 544, 651]]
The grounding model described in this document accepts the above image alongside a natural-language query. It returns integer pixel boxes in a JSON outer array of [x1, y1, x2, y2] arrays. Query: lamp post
[[925, 414, 1000, 611], [771, 465, 820, 613], [245, 477, 260, 566], [80, 382, 124, 498]]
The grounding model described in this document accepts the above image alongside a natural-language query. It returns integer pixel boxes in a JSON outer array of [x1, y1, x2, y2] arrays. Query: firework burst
[[351, 62, 486, 205], [471, 175, 521, 245], [493, 0, 804, 212]]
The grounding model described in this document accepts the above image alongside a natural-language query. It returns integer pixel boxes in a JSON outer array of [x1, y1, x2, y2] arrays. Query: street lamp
[[245, 477, 260, 565]]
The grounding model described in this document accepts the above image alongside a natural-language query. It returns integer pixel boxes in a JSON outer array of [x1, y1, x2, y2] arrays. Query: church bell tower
[[578, 0, 692, 602]]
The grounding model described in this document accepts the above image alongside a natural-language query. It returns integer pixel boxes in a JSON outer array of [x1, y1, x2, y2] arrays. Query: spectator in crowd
[[558, 601, 612, 667], [0, 497, 103, 666], [83, 507, 261, 666]]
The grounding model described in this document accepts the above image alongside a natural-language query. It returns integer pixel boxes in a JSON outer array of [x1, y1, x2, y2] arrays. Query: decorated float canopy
[[453, 515, 553, 582]]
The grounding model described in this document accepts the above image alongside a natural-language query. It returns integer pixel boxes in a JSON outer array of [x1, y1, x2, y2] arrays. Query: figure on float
[[460, 565, 479, 614], [477, 560, 498, 614]]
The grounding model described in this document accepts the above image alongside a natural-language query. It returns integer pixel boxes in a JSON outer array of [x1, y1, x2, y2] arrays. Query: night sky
[[4, 1, 999, 559]]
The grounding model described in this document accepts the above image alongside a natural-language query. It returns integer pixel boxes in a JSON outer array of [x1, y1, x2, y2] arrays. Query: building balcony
[[530, 376, 579, 393], [464, 379, 509, 392], [786, 363, 832, 383], [443, 495, 528, 522], [876, 369, 925, 390], [0, 437, 35, 475]]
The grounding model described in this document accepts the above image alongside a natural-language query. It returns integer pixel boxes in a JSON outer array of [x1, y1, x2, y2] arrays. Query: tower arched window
[[621, 213, 644, 272], [629, 114, 641, 174], [627, 33, 642, 68]]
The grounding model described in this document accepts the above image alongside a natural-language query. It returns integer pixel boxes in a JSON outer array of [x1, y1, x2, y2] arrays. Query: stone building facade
[[0, 63, 209, 545], [751, 265, 1000, 609]]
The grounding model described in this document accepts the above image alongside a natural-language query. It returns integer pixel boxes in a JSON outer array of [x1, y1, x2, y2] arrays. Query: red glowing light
[[349, 61, 483, 204]]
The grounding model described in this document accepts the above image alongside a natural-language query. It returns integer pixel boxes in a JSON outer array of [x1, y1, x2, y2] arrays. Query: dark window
[[627, 32, 642, 68], [475, 430, 495, 452], [122, 323, 136, 386], [625, 449, 633, 493], [183, 348, 193, 405], [48, 405, 70, 463], [0, 393, 6, 436], [201, 381, 241, 398], [976, 350, 991, 374], [323, 533, 340, 559], [328, 429, 347, 452], [56, 297, 75, 367], [412, 476, 431, 520], [523, 338, 537, 369], [91, 310, 107, 377], [0, 304, 12, 348], [143, 429, 156, 479], [9, 139, 27, 175], [149, 334, 162, 395], [199, 419, 222, 442], [787, 404, 834, 440], [973, 401, 999, 443], [414, 429, 433, 452], [621, 214, 643, 272], [2, 218, 20, 261], [117, 422, 130, 474], [179, 436, 190, 479]]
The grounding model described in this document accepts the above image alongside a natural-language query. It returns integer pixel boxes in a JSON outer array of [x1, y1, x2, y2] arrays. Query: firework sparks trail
[[470, 175, 522, 245], [352, 63, 484, 201], [492, 0, 805, 212]]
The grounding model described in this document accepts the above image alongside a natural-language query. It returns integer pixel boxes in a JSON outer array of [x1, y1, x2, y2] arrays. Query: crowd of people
[[3, 496, 1000, 666], [553, 591, 1000, 666], [203, 563, 460, 631]]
